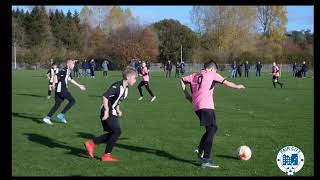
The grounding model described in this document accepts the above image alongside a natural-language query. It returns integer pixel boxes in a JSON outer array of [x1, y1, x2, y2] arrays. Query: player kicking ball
[[42, 60, 86, 125], [137, 61, 156, 102], [180, 61, 245, 168], [84, 67, 137, 162]]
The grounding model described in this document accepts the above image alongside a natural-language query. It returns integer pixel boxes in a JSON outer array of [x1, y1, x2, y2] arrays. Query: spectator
[[166, 60, 173, 78], [102, 60, 109, 78], [256, 61, 262, 77]]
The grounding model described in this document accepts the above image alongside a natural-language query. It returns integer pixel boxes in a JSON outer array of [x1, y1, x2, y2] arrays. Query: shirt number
[[197, 75, 203, 90]]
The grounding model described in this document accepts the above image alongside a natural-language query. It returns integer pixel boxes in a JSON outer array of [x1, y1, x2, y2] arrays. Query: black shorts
[[49, 82, 53, 85], [54, 91, 74, 101], [140, 81, 149, 86], [195, 109, 216, 126], [99, 107, 120, 132], [272, 76, 279, 81]]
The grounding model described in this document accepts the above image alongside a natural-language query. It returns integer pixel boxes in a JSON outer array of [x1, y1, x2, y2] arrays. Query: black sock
[[48, 90, 51, 96], [273, 82, 276, 88]]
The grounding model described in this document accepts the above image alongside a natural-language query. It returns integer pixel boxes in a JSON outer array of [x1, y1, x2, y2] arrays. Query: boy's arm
[[70, 79, 86, 91], [223, 80, 245, 89], [102, 96, 109, 120], [51, 75, 58, 89], [180, 79, 192, 103], [116, 105, 122, 117]]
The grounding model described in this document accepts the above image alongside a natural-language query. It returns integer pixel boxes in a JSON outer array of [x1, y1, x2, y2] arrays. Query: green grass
[[12, 70, 314, 176]]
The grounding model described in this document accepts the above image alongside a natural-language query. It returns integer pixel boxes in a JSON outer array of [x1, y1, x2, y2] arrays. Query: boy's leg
[[145, 83, 155, 97], [47, 92, 64, 117], [138, 81, 144, 97], [60, 91, 76, 114], [104, 116, 121, 154]]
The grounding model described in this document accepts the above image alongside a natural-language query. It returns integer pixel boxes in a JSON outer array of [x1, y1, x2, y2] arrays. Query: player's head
[[142, 61, 146, 67], [258, 61, 260, 64], [273, 62, 276, 66], [122, 67, 137, 86], [303, 61, 306, 64], [67, 59, 76, 70], [204, 60, 218, 72], [52, 62, 57, 69]]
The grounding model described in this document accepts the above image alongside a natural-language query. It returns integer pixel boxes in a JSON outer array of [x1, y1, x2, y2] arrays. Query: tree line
[[12, 6, 314, 69]]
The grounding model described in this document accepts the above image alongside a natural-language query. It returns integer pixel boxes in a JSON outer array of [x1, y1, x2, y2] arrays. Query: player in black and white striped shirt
[[43, 60, 86, 125], [84, 67, 137, 162], [46, 63, 59, 99]]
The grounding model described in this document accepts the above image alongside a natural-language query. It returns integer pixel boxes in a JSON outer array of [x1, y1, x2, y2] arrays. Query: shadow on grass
[[12, 112, 43, 124], [76, 132, 129, 141], [15, 93, 46, 98], [77, 132, 199, 167], [24, 133, 98, 160], [88, 95, 101, 98], [216, 154, 239, 160]]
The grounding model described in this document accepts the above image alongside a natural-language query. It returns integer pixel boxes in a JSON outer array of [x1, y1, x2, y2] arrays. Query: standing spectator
[[166, 60, 173, 78], [180, 61, 185, 75], [102, 60, 109, 78], [73, 60, 80, 78], [90, 59, 96, 78], [256, 61, 262, 77], [236, 62, 242, 78], [146, 61, 151, 70], [175, 62, 181, 78], [231, 61, 237, 78], [82, 60, 89, 77], [292, 62, 297, 77], [301, 61, 308, 78], [244, 61, 250, 78]]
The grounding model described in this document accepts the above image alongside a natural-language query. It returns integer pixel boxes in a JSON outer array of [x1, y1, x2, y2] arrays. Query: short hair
[[52, 62, 56, 66], [122, 67, 137, 80], [67, 59, 75, 64], [204, 60, 218, 70]]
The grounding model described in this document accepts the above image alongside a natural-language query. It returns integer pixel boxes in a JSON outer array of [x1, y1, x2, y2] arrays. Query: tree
[[190, 6, 257, 63], [106, 25, 159, 68], [152, 19, 198, 63], [256, 6, 288, 42], [28, 6, 54, 47]]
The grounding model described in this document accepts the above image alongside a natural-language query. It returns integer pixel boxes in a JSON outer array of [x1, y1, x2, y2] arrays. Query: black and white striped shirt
[[101, 80, 128, 116], [47, 68, 59, 83], [55, 67, 73, 93]]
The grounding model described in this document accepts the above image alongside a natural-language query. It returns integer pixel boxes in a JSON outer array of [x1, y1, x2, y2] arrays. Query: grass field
[[12, 70, 314, 176]]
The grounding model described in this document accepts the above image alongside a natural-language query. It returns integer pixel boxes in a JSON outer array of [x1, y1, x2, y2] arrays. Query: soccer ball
[[237, 145, 252, 160]]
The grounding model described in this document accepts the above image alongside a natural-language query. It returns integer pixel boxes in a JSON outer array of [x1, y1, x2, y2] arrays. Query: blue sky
[[12, 5, 314, 32]]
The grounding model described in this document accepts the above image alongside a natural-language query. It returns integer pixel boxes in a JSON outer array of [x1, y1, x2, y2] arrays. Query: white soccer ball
[[237, 145, 252, 160]]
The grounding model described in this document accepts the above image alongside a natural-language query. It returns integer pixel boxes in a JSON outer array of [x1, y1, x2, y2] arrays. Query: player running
[[42, 60, 86, 125], [47, 62, 59, 99], [272, 62, 284, 88], [180, 60, 245, 168], [137, 61, 156, 102], [84, 67, 137, 162]]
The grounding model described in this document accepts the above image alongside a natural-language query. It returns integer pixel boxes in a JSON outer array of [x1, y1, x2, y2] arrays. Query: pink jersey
[[182, 70, 225, 111], [272, 65, 280, 77], [142, 67, 149, 82]]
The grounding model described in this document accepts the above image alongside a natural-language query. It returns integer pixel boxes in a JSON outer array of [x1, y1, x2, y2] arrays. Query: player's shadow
[[77, 132, 199, 167], [12, 112, 43, 124], [216, 154, 239, 160], [24, 133, 99, 159], [15, 93, 46, 98], [88, 95, 101, 98], [76, 132, 129, 141]]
